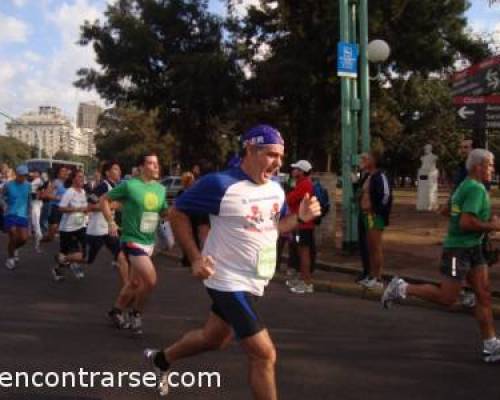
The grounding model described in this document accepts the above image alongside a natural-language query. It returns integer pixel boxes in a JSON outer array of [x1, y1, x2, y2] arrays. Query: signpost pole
[[339, 0, 357, 252]]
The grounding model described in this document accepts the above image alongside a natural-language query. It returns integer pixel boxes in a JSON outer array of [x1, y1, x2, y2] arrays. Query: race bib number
[[140, 212, 159, 233], [256, 246, 277, 280], [74, 213, 85, 226]]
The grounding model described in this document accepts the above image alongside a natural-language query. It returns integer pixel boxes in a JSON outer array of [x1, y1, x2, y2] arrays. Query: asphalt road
[[0, 240, 499, 400]]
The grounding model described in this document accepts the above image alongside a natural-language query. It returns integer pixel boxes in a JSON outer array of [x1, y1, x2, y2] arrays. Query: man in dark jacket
[[357, 152, 392, 289]]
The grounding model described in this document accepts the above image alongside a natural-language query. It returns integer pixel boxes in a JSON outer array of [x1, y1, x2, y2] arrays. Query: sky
[[0, 0, 498, 134]]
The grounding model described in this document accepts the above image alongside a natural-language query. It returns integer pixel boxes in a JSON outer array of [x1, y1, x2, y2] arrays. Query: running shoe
[[130, 312, 143, 335], [70, 263, 85, 279], [107, 308, 128, 329], [5, 258, 16, 270], [144, 348, 170, 396], [51, 266, 65, 282], [359, 277, 384, 290], [290, 281, 314, 294], [483, 338, 500, 363], [381, 277, 408, 309]]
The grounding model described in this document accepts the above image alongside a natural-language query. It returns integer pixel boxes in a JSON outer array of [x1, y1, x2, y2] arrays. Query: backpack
[[313, 181, 330, 224]]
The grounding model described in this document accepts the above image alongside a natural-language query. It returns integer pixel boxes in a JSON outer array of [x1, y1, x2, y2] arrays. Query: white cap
[[291, 160, 312, 173]]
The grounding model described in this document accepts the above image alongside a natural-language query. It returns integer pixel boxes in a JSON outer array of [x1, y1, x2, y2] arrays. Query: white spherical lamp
[[367, 40, 391, 63]]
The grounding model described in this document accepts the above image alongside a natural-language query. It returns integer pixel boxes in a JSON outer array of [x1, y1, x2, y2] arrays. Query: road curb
[[158, 252, 500, 319], [293, 256, 500, 299], [274, 273, 500, 320]]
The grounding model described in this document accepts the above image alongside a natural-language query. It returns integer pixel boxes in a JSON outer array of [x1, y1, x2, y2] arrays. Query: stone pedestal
[[312, 172, 336, 248], [416, 169, 439, 211]]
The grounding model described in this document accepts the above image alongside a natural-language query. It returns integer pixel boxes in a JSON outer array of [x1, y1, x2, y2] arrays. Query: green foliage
[[0, 136, 39, 167], [75, 0, 492, 174], [75, 0, 242, 166], [232, 0, 490, 173], [374, 76, 460, 178], [95, 107, 175, 174]]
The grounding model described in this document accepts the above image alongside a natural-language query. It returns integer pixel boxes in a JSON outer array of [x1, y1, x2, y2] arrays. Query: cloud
[[229, 0, 277, 17], [0, 13, 30, 44], [0, 0, 105, 133], [10, 0, 27, 7]]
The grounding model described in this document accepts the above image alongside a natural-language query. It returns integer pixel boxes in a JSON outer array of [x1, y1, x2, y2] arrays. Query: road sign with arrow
[[453, 96, 500, 130]]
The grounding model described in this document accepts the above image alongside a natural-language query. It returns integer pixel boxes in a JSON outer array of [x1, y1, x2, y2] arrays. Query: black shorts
[[86, 234, 121, 264], [440, 245, 487, 281], [48, 205, 62, 225], [60, 228, 86, 255], [207, 288, 264, 340], [294, 229, 315, 247]]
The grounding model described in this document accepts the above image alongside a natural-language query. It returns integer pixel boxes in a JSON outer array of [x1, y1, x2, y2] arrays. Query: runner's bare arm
[[88, 200, 120, 212], [460, 213, 500, 232], [169, 207, 201, 262], [169, 207, 215, 279], [100, 194, 119, 236], [278, 193, 321, 233]]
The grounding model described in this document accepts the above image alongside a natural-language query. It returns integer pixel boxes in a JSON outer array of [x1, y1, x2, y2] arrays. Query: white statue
[[416, 144, 439, 211]]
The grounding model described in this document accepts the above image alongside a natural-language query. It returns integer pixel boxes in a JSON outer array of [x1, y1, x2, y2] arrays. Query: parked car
[[160, 176, 182, 200]]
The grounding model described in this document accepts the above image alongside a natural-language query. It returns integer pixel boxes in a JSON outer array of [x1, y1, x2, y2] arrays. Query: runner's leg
[[165, 312, 233, 362], [367, 228, 384, 279], [240, 329, 278, 400], [128, 255, 157, 312], [407, 278, 462, 306], [466, 266, 496, 340]]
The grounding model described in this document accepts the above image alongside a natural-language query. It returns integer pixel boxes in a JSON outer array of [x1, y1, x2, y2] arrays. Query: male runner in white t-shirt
[[144, 125, 321, 398]]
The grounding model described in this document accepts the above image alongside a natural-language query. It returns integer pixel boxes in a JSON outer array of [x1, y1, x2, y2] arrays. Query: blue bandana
[[241, 125, 284, 148]]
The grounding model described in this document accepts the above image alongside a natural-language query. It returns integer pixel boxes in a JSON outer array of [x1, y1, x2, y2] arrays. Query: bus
[[25, 159, 85, 176]]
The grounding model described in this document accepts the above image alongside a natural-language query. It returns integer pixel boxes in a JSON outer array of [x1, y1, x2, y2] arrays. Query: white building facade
[[5, 106, 93, 157]]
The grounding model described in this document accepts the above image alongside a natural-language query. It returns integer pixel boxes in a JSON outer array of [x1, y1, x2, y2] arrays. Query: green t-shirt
[[443, 178, 491, 249], [107, 177, 167, 246]]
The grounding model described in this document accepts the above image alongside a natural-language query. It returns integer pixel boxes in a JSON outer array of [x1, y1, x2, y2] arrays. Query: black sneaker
[[144, 349, 170, 396], [107, 308, 128, 329]]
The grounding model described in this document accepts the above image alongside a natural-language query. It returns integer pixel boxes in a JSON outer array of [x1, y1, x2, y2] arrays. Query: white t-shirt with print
[[59, 188, 88, 232], [175, 167, 287, 296]]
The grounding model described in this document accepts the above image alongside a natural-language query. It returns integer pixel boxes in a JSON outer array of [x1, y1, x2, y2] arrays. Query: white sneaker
[[290, 281, 314, 294], [382, 277, 408, 309], [144, 348, 170, 396], [483, 338, 500, 363], [5, 258, 16, 270], [360, 277, 384, 290]]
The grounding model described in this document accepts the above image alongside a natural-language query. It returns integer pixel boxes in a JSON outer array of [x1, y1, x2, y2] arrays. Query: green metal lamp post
[[338, 0, 390, 252]]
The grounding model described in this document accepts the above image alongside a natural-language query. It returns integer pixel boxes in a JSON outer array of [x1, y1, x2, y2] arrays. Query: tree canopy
[[75, 0, 493, 175]]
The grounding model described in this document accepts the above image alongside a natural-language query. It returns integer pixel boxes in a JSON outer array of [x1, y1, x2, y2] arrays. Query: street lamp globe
[[367, 39, 390, 63]]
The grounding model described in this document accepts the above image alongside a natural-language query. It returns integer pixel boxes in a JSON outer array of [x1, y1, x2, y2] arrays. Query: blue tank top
[[4, 181, 31, 218]]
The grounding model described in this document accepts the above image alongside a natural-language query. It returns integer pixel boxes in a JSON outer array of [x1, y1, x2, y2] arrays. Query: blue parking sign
[[337, 42, 358, 78]]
